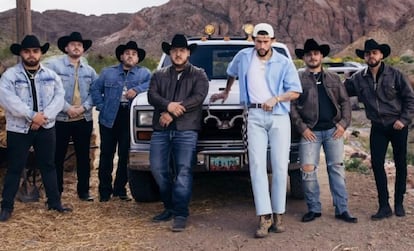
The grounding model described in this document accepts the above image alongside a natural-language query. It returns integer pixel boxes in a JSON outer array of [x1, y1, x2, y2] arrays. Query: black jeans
[[98, 106, 130, 198], [370, 123, 408, 207], [1, 128, 61, 212], [55, 119, 93, 196]]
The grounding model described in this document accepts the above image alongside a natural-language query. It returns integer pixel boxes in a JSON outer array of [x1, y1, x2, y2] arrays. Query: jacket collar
[[63, 55, 85, 67], [241, 47, 285, 64]]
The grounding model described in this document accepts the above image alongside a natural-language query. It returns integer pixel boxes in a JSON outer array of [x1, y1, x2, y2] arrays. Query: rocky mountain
[[1, 0, 413, 60], [0, 9, 132, 46]]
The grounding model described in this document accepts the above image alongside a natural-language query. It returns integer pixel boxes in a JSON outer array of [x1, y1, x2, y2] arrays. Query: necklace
[[26, 70, 37, 80], [314, 72, 322, 85]]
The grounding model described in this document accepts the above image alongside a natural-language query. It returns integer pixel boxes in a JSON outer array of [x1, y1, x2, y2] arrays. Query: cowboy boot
[[254, 214, 272, 238]]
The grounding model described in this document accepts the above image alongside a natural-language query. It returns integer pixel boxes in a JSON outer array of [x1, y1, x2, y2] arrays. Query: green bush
[[344, 158, 370, 174], [293, 59, 304, 69], [400, 55, 414, 64], [86, 53, 158, 74], [384, 56, 401, 66]]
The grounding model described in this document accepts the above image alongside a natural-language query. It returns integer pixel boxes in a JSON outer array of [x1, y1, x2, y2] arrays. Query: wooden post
[[16, 0, 32, 42]]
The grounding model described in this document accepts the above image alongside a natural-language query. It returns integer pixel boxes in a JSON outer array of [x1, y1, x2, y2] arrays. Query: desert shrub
[[384, 56, 401, 66], [87, 53, 158, 74], [400, 55, 414, 64], [86, 54, 118, 74], [344, 158, 370, 174], [407, 152, 414, 166], [293, 59, 304, 69]]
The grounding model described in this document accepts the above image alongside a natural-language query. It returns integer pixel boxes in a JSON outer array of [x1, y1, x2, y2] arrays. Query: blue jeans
[[247, 109, 291, 215], [150, 130, 197, 217], [299, 127, 348, 214]]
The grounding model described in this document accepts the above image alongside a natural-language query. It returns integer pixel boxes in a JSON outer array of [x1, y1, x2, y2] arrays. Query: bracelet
[[274, 96, 280, 103]]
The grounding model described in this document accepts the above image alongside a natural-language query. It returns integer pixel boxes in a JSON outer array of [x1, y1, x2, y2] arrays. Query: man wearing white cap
[[211, 23, 302, 238]]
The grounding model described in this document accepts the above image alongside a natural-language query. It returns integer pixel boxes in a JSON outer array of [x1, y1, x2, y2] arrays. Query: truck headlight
[[137, 111, 153, 126]]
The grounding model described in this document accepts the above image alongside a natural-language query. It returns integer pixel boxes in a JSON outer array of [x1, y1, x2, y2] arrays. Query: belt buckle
[[250, 103, 261, 109]]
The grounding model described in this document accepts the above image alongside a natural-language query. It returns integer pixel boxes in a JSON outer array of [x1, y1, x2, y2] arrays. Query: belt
[[120, 102, 129, 108], [248, 103, 262, 109]]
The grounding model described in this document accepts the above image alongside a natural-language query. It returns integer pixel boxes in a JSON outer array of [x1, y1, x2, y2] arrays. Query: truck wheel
[[289, 169, 304, 199], [128, 169, 160, 202]]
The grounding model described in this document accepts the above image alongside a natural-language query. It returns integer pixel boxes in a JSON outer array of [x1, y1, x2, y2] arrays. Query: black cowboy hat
[[355, 39, 391, 59], [115, 41, 146, 63], [295, 38, 330, 59], [57, 32, 92, 53], [10, 35, 49, 56], [161, 34, 197, 55]]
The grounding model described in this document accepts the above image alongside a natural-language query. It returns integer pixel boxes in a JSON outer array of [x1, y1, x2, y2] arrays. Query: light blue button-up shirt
[[44, 55, 98, 122], [0, 63, 65, 133], [227, 47, 302, 114]]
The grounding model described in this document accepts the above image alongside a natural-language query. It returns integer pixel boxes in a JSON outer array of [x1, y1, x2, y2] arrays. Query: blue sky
[[0, 0, 170, 15]]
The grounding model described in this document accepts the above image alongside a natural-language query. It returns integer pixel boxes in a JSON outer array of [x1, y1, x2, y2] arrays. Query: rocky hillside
[[0, 9, 132, 45], [0, 0, 413, 60]]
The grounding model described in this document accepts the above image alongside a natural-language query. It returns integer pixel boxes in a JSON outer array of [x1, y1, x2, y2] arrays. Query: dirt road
[[1, 109, 414, 250], [1, 165, 414, 250]]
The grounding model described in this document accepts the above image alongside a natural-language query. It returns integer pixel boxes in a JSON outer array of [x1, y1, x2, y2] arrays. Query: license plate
[[209, 155, 241, 171]]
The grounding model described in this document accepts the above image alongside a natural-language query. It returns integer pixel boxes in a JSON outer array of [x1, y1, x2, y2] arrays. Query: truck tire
[[289, 168, 304, 199], [128, 169, 160, 202]]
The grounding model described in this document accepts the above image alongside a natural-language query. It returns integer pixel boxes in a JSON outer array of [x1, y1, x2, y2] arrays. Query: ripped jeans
[[299, 127, 349, 215]]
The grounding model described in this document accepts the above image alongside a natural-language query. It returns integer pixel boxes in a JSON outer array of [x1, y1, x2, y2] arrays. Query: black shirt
[[313, 72, 336, 131]]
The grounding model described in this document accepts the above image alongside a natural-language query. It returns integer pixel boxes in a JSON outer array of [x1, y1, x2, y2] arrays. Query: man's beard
[[367, 60, 381, 68], [307, 61, 321, 69], [69, 52, 82, 60], [123, 58, 137, 68], [172, 57, 188, 68], [22, 58, 40, 68], [257, 49, 270, 58]]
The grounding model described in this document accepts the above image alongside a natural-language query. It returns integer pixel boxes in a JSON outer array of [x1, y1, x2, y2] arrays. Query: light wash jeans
[[299, 127, 349, 215], [247, 109, 291, 215]]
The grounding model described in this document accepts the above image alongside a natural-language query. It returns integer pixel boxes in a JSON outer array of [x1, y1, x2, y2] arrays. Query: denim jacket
[[0, 63, 65, 133], [90, 63, 151, 128], [226, 47, 302, 114], [44, 55, 98, 122]]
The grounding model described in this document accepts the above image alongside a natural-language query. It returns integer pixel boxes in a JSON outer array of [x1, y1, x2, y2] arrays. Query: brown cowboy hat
[[57, 32, 92, 53], [295, 38, 330, 59], [355, 39, 391, 59], [10, 35, 49, 56], [115, 41, 146, 63], [162, 34, 197, 55]]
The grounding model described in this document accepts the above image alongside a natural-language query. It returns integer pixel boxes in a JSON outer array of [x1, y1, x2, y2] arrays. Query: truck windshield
[[161, 44, 289, 80]]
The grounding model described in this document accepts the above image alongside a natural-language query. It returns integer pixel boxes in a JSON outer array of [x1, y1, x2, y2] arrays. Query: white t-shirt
[[247, 53, 273, 103]]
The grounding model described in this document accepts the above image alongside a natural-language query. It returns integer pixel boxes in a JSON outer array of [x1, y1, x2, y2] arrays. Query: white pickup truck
[[127, 25, 304, 202]]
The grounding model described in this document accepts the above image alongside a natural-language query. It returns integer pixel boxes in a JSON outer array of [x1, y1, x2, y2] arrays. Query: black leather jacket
[[345, 63, 414, 126], [291, 69, 351, 134], [148, 62, 209, 131]]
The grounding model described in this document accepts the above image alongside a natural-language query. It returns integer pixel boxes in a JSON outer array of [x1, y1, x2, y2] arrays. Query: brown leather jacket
[[291, 69, 351, 134], [345, 63, 414, 126], [148, 62, 209, 131]]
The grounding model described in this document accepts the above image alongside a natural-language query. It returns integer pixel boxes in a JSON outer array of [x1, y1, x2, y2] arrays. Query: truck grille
[[199, 109, 244, 141]]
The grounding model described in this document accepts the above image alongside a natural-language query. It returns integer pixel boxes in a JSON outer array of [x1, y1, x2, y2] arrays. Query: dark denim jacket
[[91, 63, 151, 128]]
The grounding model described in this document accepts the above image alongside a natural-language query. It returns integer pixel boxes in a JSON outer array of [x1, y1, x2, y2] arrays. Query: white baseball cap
[[253, 23, 274, 38]]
